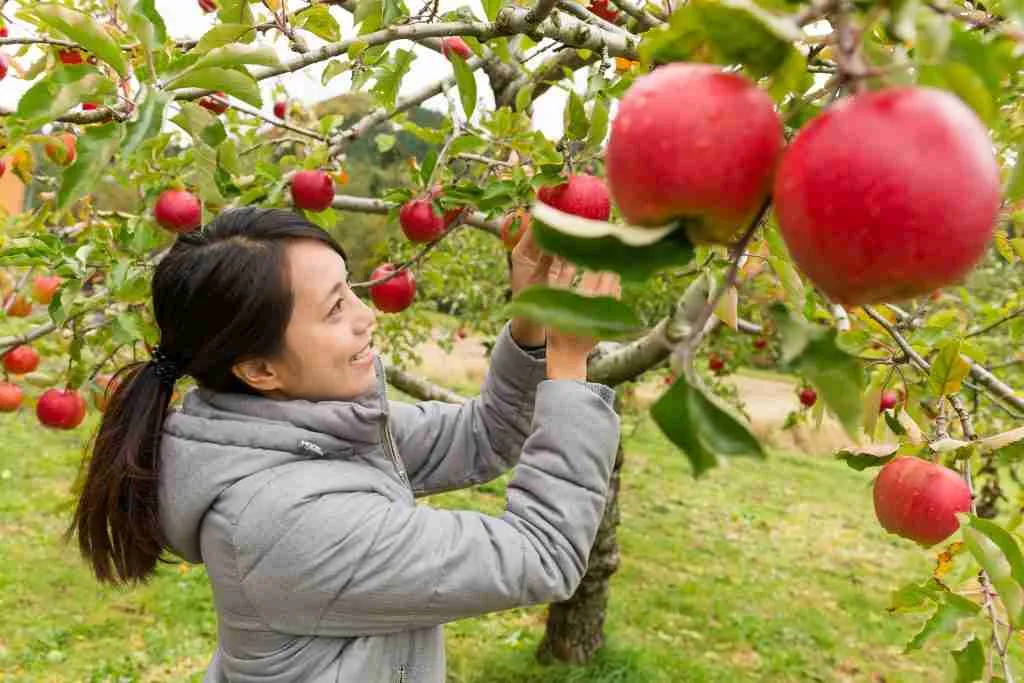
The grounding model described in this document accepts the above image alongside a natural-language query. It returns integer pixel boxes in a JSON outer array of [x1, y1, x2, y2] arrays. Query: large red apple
[[36, 388, 86, 430], [199, 91, 228, 114], [537, 174, 611, 221], [154, 189, 202, 233], [0, 383, 22, 412], [0, 52, 9, 82], [291, 170, 335, 212], [58, 48, 84, 65], [6, 294, 32, 317], [605, 63, 783, 245], [441, 37, 471, 60], [369, 264, 416, 313], [3, 345, 40, 375], [399, 198, 448, 243], [45, 132, 77, 166], [873, 457, 972, 546], [31, 275, 62, 304], [773, 87, 1001, 305]]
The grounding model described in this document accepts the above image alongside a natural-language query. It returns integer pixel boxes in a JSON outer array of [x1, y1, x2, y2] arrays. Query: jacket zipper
[[381, 418, 410, 490], [397, 665, 408, 683]]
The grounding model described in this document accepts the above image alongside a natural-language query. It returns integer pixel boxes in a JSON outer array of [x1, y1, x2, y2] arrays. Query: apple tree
[[1, 0, 1024, 677]]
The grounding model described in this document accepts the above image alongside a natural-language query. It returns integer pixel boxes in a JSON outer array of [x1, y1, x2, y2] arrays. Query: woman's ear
[[232, 357, 284, 393]]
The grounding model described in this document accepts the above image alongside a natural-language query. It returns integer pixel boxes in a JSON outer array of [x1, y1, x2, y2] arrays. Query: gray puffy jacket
[[158, 323, 620, 682]]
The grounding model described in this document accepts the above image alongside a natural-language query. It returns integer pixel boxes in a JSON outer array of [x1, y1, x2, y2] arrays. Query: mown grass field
[[0, 390, 988, 682]]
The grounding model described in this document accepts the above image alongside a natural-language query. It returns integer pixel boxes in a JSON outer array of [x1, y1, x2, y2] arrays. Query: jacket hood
[[158, 355, 391, 563]]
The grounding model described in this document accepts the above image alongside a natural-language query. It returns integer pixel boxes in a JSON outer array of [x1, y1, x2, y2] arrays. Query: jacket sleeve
[[236, 378, 619, 637], [387, 322, 549, 496]]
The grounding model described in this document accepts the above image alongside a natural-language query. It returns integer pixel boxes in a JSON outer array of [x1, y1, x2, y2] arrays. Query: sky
[[0, 0, 575, 140]]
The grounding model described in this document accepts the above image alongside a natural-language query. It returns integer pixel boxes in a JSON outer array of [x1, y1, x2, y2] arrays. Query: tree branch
[[330, 193, 500, 237], [526, 0, 560, 24], [384, 362, 468, 404], [610, 0, 663, 29], [0, 321, 56, 354]]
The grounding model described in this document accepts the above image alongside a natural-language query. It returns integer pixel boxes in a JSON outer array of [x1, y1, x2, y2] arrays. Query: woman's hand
[[545, 259, 622, 381], [509, 221, 553, 347]]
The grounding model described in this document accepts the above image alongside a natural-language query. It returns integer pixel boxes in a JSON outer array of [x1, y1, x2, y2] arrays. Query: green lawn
[[0, 401, 975, 682]]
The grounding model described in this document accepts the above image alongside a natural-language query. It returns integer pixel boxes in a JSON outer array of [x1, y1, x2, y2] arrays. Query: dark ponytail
[[66, 207, 346, 584]]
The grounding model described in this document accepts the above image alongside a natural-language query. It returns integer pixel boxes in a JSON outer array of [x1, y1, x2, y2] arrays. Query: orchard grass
[[1, 394, 1015, 682]]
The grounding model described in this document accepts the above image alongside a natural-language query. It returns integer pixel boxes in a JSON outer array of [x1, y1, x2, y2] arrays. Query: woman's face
[[243, 239, 378, 402]]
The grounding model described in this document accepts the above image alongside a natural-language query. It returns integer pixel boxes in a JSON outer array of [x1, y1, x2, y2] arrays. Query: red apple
[[456, 327, 468, 340], [799, 387, 817, 407], [0, 158, 6, 177], [3, 345, 40, 375], [273, 99, 287, 119], [198, 0, 217, 12], [606, 63, 783, 245], [0, 382, 22, 412], [45, 132, 77, 166], [154, 189, 202, 233], [873, 457, 972, 546], [199, 91, 228, 115], [753, 337, 768, 350], [879, 390, 900, 412], [369, 264, 416, 313], [399, 198, 448, 243], [0, 52, 9, 82], [36, 388, 86, 430], [441, 37, 471, 60], [31, 275, 62, 305], [708, 353, 725, 374], [773, 87, 1001, 306], [290, 170, 335, 212], [58, 49, 84, 65], [500, 209, 529, 251], [588, 0, 619, 22], [6, 295, 32, 317], [82, 102, 98, 111], [0, 24, 8, 38], [537, 174, 611, 221]]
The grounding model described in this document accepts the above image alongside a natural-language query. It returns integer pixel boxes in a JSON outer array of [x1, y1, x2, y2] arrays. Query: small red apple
[[606, 63, 783, 245], [290, 170, 335, 212], [879, 390, 900, 412], [0, 52, 9, 82], [708, 353, 725, 374], [0, 24, 8, 38], [58, 48, 84, 65], [441, 37, 471, 60], [82, 102, 98, 111], [537, 174, 611, 221], [873, 457, 972, 546], [456, 327, 468, 340], [0, 382, 22, 412], [399, 198, 448, 243], [198, 0, 217, 12], [45, 132, 77, 166], [588, 0, 619, 22], [773, 87, 1000, 305], [799, 387, 817, 407], [753, 337, 768, 350], [500, 209, 529, 251], [154, 189, 202, 233], [273, 99, 287, 119], [6, 295, 32, 317], [199, 91, 228, 114], [3, 345, 40, 375], [36, 388, 86, 430], [31, 275, 62, 305], [369, 264, 416, 313], [0, 158, 6, 177]]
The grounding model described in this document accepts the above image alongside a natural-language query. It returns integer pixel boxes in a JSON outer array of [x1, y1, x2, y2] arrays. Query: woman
[[68, 206, 621, 682]]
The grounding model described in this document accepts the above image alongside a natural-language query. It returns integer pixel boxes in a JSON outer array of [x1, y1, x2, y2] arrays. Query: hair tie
[[150, 346, 184, 387]]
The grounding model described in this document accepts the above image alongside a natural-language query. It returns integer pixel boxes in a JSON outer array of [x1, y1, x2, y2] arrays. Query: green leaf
[[32, 4, 128, 76], [218, 139, 242, 176], [889, 578, 944, 613], [191, 44, 281, 71], [371, 48, 414, 109], [951, 637, 984, 683], [768, 256, 805, 311], [834, 443, 898, 471], [294, 5, 341, 41], [450, 52, 477, 119], [640, 0, 801, 78], [564, 91, 589, 141], [505, 285, 644, 340], [904, 592, 980, 652], [964, 516, 1024, 624], [420, 149, 438, 187], [216, 0, 254, 26], [171, 101, 227, 147], [531, 214, 695, 283], [374, 133, 397, 153], [449, 134, 485, 156], [920, 62, 994, 123], [191, 141, 226, 205], [167, 67, 262, 107], [321, 59, 350, 86], [112, 310, 147, 344], [651, 374, 766, 476], [56, 123, 124, 209], [482, 0, 502, 20], [122, 86, 172, 157], [193, 24, 254, 53], [515, 84, 534, 113], [769, 303, 864, 438], [928, 339, 971, 396], [14, 65, 115, 125], [1008, 144, 1024, 204], [120, 0, 166, 67]]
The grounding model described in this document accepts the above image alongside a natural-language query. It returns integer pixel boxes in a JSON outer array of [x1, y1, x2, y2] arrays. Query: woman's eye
[[330, 298, 344, 316]]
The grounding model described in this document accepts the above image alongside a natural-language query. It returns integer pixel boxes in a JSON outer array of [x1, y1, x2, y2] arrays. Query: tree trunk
[[535, 436, 625, 664]]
